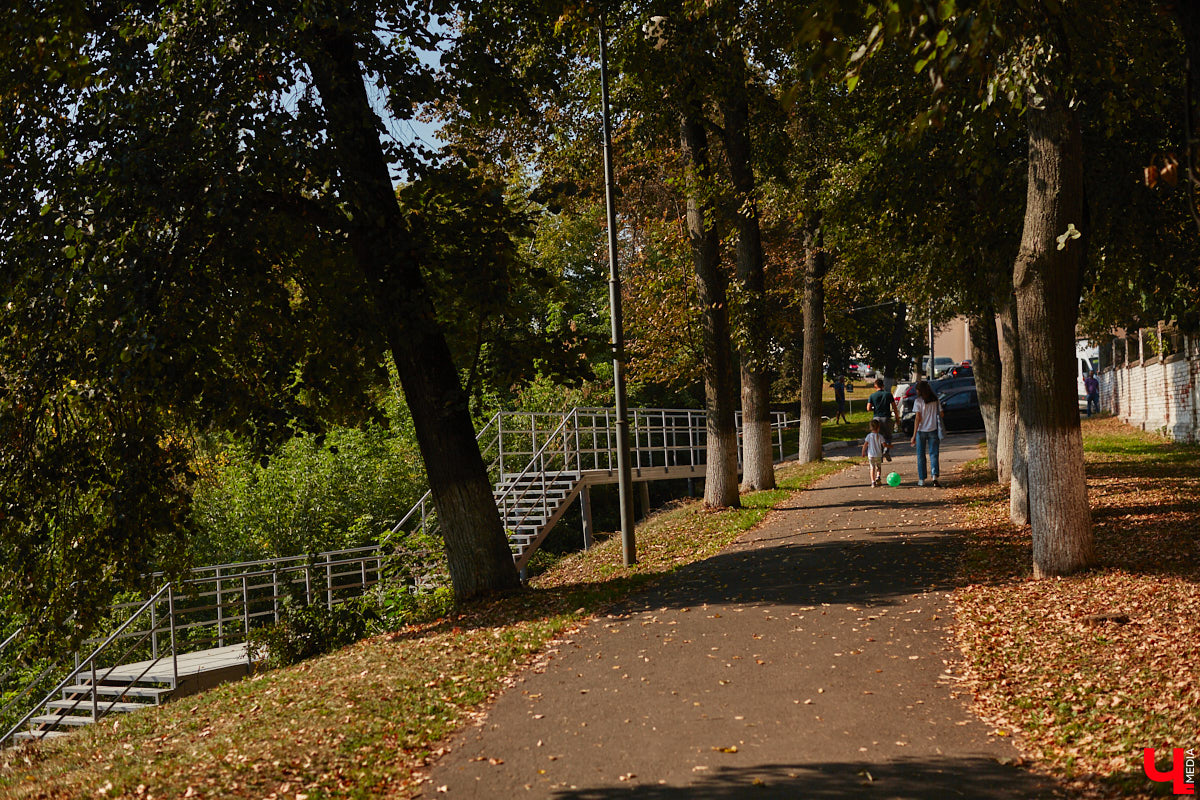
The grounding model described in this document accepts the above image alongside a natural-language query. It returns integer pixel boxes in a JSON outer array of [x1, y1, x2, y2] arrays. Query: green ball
[[886, 471, 902, 487]]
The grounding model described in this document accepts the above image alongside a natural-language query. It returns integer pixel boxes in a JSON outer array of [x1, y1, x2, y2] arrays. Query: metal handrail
[[1, 584, 174, 747], [493, 409, 580, 533]]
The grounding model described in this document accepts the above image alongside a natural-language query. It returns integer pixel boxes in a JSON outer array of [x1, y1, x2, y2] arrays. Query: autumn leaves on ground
[[950, 416, 1200, 798], [1, 417, 1196, 799]]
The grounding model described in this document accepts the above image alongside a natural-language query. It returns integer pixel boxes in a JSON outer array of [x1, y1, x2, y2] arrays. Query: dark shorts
[[873, 416, 894, 442]]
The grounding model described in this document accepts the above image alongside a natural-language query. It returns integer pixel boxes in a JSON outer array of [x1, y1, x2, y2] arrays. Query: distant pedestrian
[[830, 375, 849, 423], [1084, 371, 1100, 417], [862, 418, 885, 487], [909, 380, 942, 487], [867, 377, 900, 461]]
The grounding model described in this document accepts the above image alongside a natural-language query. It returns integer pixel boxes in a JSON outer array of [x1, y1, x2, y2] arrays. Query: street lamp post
[[599, 14, 636, 565]]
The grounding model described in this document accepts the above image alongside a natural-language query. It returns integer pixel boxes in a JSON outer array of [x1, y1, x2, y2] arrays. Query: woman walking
[[909, 380, 943, 487]]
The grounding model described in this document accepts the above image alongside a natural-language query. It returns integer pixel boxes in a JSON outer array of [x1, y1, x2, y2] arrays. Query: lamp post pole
[[599, 14, 636, 565], [927, 304, 935, 379]]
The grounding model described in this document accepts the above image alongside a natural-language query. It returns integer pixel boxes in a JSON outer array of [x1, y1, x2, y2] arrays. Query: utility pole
[[927, 304, 935, 379], [599, 15, 636, 565]]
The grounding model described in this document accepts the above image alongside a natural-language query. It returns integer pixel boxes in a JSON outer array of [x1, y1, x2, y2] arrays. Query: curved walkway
[[423, 433, 1061, 799]]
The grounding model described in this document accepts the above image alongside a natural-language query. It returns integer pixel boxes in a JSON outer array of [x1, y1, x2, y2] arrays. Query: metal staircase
[[1, 547, 440, 747], [391, 406, 792, 570]]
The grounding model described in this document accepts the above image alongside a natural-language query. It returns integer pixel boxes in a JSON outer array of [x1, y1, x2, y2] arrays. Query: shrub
[[189, 421, 425, 565], [249, 595, 379, 669]]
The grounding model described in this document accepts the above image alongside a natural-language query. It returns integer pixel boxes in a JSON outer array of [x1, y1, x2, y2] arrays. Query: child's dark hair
[[869, 418, 881, 432]]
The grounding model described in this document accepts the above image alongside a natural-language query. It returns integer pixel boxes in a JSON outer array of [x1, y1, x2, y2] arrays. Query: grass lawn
[[949, 416, 1200, 798], [776, 381, 881, 457], [0, 460, 850, 800]]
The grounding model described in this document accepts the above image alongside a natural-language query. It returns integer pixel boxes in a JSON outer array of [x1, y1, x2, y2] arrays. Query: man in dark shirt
[[867, 378, 901, 461], [1084, 371, 1100, 417], [830, 375, 849, 423]]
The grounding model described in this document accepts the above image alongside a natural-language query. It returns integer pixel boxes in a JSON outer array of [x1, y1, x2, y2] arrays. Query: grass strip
[[949, 416, 1200, 799], [0, 459, 849, 800]]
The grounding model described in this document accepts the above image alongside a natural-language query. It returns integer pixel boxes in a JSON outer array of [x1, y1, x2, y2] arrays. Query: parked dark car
[[945, 364, 974, 379], [899, 378, 979, 435], [939, 387, 985, 432]]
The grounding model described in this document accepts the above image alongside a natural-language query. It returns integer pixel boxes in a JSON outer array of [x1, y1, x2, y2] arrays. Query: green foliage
[[249, 595, 379, 670], [376, 584, 455, 630], [189, 420, 425, 565]]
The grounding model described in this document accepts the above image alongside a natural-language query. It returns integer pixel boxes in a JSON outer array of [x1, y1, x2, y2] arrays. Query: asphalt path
[[423, 433, 1061, 799]]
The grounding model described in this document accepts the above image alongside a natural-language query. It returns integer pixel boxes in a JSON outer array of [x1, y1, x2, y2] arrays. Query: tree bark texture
[[968, 301, 1002, 472], [720, 65, 774, 491], [1010, 413, 1030, 526], [681, 110, 740, 508], [1013, 91, 1094, 576], [307, 33, 519, 599], [996, 293, 1019, 485], [797, 220, 827, 464]]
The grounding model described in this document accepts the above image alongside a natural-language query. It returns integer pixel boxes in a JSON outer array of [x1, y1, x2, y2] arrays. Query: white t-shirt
[[913, 397, 941, 433], [865, 432, 885, 458]]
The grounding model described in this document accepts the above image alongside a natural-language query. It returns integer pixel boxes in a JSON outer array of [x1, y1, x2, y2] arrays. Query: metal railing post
[[168, 585, 178, 689], [689, 411, 698, 465], [150, 600, 159, 661], [90, 659, 98, 721], [272, 568, 280, 623], [305, 565, 312, 606], [241, 576, 250, 640], [242, 576, 253, 668], [606, 409, 613, 471], [325, 554, 334, 609], [215, 566, 225, 648]]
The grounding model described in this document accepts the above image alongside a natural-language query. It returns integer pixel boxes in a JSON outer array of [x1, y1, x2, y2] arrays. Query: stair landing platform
[[98, 644, 259, 697]]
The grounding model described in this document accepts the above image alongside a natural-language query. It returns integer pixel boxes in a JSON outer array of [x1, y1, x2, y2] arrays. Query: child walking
[[862, 418, 885, 487]]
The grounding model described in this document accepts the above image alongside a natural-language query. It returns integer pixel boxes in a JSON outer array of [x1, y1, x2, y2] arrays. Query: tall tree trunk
[[968, 301, 1002, 472], [997, 292, 1019, 485], [720, 57, 774, 491], [681, 109, 740, 508], [1013, 89, 1094, 576], [307, 32, 519, 599], [797, 220, 827, 464]]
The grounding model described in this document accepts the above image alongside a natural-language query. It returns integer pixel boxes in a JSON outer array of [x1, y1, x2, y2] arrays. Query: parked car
[[939, 386, 985, 432], [945, 364, 974, 379], [848, 361, 873, 380], [921, 356, 957, 378], [899, 377, 978, 435]]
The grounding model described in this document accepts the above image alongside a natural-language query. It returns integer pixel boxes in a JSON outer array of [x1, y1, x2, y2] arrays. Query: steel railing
[[2, 545, 445, 748]]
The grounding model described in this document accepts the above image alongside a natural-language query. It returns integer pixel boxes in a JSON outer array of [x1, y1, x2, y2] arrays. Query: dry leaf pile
[[950, 417, 1200, 798]]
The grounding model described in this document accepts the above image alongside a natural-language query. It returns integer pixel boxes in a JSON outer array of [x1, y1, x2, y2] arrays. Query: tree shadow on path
[[550, 756, 1061, 799]]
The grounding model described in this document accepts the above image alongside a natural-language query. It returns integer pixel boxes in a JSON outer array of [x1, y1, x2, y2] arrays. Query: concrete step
[[45, 699, 147, 714], [28, 714, 95, 727], [501, 515, 549, 527], [500, 473, 581, 483], [62, 684, 172, 702], [500, 495, 564, 504], [495, 490, 574, 500]]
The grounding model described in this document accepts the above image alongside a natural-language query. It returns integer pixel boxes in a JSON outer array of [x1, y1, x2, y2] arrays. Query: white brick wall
[[1098, 334, 1200, 442]]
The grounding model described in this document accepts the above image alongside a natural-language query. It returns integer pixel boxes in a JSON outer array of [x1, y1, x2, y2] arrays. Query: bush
[[189, 420, 426, 565], [249, 595, 379, 669]]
